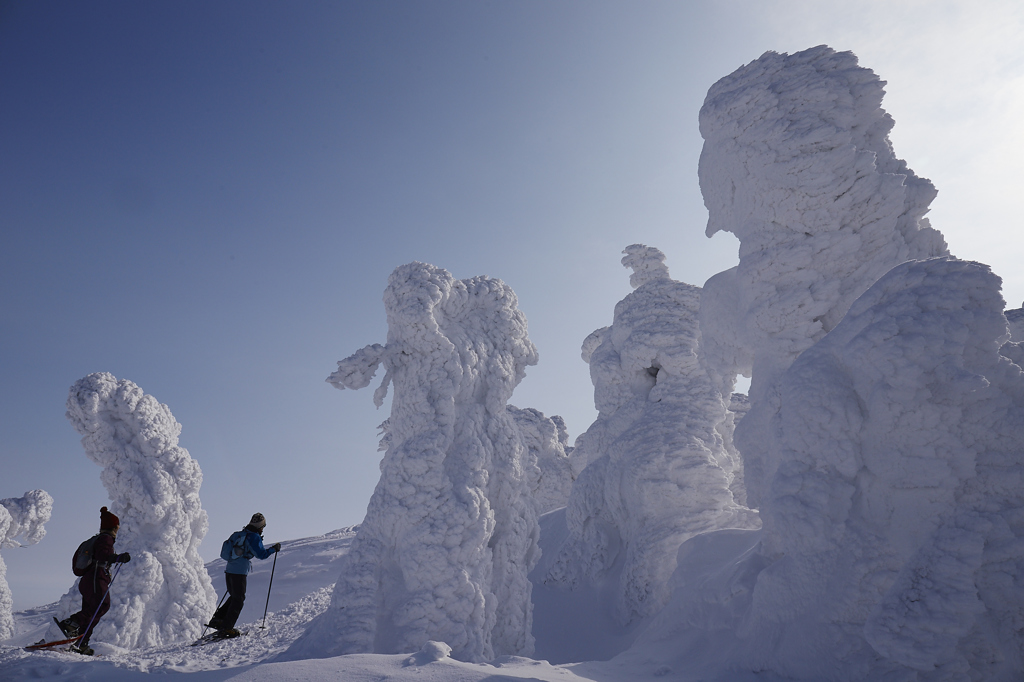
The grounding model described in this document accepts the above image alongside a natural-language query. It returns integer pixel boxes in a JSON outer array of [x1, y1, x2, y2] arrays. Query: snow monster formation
[[628, 258, 1024, 681], [697, 45, 949, 509], [0, 490, 53, 640], [287, 261, 541, 662], [57, 373, 215, 648], [545, 245, 757, 637]]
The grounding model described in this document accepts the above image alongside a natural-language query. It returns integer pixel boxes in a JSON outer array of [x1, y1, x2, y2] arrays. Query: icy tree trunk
[[696, 45, 949, 509], [287, 261, 540, 662], [547, 245, 757, 626], [0, 490, 53, 640], [59, 373, 215, 648]]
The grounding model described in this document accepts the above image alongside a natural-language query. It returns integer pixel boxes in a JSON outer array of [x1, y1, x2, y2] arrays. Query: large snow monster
[[287, 261, 541, 662]]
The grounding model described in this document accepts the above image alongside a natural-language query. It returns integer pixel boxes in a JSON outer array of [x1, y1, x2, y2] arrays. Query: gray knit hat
[[249, 513, 266, 531]]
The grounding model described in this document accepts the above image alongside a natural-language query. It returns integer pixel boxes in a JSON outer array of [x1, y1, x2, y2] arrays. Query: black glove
[[118, 552, 131, 563], [272, 543, 281, 553]]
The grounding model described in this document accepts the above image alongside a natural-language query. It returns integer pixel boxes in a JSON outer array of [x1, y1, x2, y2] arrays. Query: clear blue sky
[[2, 1, 1022, 610]]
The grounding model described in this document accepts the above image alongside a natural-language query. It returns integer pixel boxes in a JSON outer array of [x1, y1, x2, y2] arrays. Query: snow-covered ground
[[0, 526, 653, 682]]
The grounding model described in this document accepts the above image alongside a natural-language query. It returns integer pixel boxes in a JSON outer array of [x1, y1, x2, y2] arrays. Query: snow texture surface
[[58, 372, 216, 649], [546, 245, 757, 640], [291, 262, 541, 662], [0, 490, 52, 640], [697, 45, 949, 509]]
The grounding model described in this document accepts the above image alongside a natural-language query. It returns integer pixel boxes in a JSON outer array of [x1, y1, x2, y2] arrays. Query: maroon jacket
[[83, 531, 119, 590]]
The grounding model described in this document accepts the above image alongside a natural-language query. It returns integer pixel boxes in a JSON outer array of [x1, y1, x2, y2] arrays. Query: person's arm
[[93, 533, 118, 564], [248, 532, 276, 560]]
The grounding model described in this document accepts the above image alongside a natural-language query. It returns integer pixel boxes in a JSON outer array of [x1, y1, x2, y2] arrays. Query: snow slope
[[0, 527, 613, 682]]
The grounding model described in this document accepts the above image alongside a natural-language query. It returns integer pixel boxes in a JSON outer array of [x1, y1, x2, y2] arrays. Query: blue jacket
[[224, 529, 277, 575]]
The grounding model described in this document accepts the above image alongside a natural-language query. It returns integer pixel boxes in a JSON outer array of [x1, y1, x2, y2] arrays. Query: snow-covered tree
[[697, 45, 949, 509], [633, 258, 1024, 681], [287, 261, 541, 662], [56, 372, 215, 648], [546, 245, 757, 627], [0, 490, 53, 640]]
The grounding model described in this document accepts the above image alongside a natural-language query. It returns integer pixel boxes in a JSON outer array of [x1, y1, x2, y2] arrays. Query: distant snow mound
[[629, 258, 1024, 681], [508, 406, 577, 514], [545, 246, 757, 647], [697, 45, 949, 508], [0, 490, 53, 640], [1005, 305, 1024, 341], [59, 372, 216, 648], [288, 262, 541, 662]]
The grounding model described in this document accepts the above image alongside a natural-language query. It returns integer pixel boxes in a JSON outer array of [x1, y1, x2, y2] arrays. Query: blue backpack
[[220, 530, 253, 562]]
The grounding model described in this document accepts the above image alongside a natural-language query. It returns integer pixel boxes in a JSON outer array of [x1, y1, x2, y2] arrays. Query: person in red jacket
[[56, 506, 130, 655]]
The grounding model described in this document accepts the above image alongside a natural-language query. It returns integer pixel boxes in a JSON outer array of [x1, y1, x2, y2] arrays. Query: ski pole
[[260, 549, 278, 629], [78, 562, 121, 646], [200, 589, 230, 639]]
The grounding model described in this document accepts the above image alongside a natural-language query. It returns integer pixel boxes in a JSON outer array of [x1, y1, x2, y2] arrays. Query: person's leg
[[220, 573, 247, 630]]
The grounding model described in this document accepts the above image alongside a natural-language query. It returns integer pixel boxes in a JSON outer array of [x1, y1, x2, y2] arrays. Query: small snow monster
[[0, 489, 53, 640], [547, 245, 757, 630], [57, 373, 216, 648]]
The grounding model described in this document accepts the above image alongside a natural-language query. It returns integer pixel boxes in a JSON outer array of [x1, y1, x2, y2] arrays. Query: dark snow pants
[[72, 568, 111, 643], [213, 573, 247, 630]]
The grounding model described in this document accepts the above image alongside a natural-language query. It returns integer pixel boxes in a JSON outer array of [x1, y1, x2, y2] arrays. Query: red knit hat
[[100, 506, 120, 530]]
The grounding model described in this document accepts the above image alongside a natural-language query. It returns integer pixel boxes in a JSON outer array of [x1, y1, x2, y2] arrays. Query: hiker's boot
[[72, 637, 94, 656], [56, 617, 80, 639]]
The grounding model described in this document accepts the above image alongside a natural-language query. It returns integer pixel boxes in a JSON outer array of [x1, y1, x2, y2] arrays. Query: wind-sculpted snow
[[1006, 305, 1024, 341], [698, 45, 949, 508], [628, 258, 1024, 681], [289, 262, 541, 662], [58, 373, 216, 648], [546, 245, 757, 639], [508, 406, 578, 514], [0, 490, 52, 640]]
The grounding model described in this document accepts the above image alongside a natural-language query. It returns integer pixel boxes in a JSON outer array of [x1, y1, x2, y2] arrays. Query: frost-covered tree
[[0, 490, 53, 640], [507, 406, 578, 515], [287, 261, 541, 662], [546, 245, 757, 627], [697, 45, 949, 508], [55, 373, 215, 648]]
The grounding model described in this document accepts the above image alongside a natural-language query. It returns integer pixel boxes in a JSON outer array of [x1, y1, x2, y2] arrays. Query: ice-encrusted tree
[[55, 373, 215, 648], [287, 261, 541, 662], [0, 490, 53, 640], [507, 405, 578, 515], [547, 245, 758, 626], [697, 45, 949, 509]]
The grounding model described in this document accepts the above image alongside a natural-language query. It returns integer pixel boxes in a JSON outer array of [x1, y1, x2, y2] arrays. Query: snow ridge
[[289, 261, 541, 662], [59, 372, 216, 649]]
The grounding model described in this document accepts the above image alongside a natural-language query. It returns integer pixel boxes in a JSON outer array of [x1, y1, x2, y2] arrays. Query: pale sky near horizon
[[2, 0, 1022, 611]]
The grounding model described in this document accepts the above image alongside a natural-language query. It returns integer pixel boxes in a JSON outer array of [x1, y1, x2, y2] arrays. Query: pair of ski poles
[[200, 549, 279, 638]]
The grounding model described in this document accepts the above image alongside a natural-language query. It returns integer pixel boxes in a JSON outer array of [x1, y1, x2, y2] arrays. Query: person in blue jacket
[[208, 513, 280, 635]]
